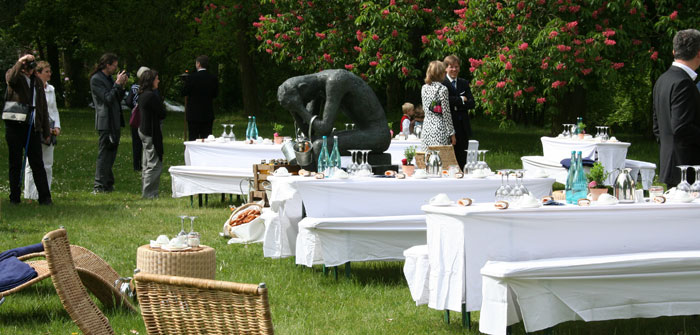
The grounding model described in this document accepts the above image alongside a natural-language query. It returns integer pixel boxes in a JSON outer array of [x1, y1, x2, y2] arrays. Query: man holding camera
[[3, 54, 52, 205], [90, 53, 128, 193]]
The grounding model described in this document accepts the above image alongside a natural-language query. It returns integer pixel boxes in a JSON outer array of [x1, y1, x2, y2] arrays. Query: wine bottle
[[318, 136, 330, 175]]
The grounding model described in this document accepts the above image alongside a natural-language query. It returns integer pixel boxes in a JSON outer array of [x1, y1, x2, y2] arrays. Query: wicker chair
[[415, 145, 460, 171], [42, 228, 115, 335], [135, 273, 274, 335], [1, 245, 135, 311]]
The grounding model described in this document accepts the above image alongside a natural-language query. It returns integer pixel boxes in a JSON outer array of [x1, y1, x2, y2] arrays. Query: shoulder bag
[[2, 78, 34, 122]]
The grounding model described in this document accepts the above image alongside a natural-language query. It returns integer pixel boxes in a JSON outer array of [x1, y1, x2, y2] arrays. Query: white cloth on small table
[[404, 245, 430, 306], [540, 137, 630, 185], [625, 159, 657, 190], [169, 166, 252, 197], [295, 215, 426, 267], [480, 250, 700, 335]]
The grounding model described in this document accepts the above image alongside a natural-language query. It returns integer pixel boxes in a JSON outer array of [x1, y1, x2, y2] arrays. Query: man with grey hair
[[125, 66, 150, 171], [653, 29, 700, 187]]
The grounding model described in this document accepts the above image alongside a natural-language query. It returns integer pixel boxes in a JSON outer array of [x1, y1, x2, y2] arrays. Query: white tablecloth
[[263, 175, 554, 259], [184, 140, 286, 167], [480, 250, 700, 335], [169, 166, 252, 197], [422, 201, 700, 312], [540, 137, 630, 185]]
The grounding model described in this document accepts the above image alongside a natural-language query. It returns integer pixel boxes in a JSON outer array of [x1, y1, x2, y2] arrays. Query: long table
[[263, 175, 555, 260], [421, 201, 700, 312]]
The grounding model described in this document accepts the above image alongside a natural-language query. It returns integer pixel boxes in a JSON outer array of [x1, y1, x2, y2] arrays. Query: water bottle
[[575, 117, 583, 135], [245, 116, 252, 141], [328, 136, 341, 176], [565, 151, 576, 204], [572, 151, 588, 203], [318, 136, 330, 175], [252, 116, 259, 141]]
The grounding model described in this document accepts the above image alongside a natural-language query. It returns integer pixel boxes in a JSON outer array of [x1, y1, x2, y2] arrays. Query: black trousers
[[95, 130, 119, 191], [131, 127, 142, 171], [187, 121, 213, 141], [4, 120, 51, 203], [452, 113, 472, 169]]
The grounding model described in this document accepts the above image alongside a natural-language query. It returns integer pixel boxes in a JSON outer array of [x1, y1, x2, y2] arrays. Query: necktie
[[452, 80, 457, 89]]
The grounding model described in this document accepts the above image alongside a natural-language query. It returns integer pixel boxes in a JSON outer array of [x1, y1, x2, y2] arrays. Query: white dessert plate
[[429, 201, 454, 206]]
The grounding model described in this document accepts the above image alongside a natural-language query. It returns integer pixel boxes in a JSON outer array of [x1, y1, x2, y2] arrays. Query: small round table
[[136, 245, 216, 279]]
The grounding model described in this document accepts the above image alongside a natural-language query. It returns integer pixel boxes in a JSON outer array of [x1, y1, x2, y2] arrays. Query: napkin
[[0, 243, 44, 262], [0, 257, 38, 292]]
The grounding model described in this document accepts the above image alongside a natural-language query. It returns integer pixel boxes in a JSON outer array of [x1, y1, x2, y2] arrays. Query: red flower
[[402, 66, 409, 76], [475, 80, 484, 86], [297, 56, 303, 61], [421, 35, 429, 44], [369, 61, 378, 67], [433, 105, 442, 113], [505, 62, 512, 70], [447, 38, 454, 46], [422, 8, 433, 13], [611, 62, 624, 70], [581, 68, 592, 75], [194, 17, 202, 23], [670, 11, 678, 20], [604, 39, 616, 46], [382, 9, 390, 16], [496, 81, 506, 88], [345, 64, 354, 70], [392, 29, 398, 38], [356, 30, 363, 42], [517, 24, 522, 31], [274, 43, 282, 48], [566, 21, 578, 30], [524, 86, 535, 93], [517, 1, 525, 10], [401, 158, 408, 165], [556, 63, 565, 70], [353, 46, 362, 52], [372, 34, 379, 41], [497, 26, 504, 33], [557, 45, 571, 52], [651, 51, 659, 61], [252, 22, 262, 28], [541, 62, 549, 70], [315, 32, 326, 39], [585, 38, 594, 44], [266, 49, 273, 54], [209, 3, 217, 9], [549, 31, 558, 39], [537, 97, 546, 104], [519, 42, 529, 51], [514, 90, 522, 98], [390, 0, 396, 5], [630, 7, 637, 15], [323, 53, 332, 63], [499, 54, 507, 62], [469, 67, 476, 72], [266, 39, 272, 45], [602, 29, 616, 37]]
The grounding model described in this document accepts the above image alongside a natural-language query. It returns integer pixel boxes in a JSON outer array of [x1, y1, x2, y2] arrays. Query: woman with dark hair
[[137, 70, 166, 199]]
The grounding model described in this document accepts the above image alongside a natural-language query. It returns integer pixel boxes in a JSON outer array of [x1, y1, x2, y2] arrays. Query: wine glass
[[561, 124, 570, 138], [228, 124, 236, 141], [351, 123, 356, 130], [477, 150, 489, 172], [508, 171, 523, 202], [691, 165, 700, 198], [345, 123, 350, 131], [178, 215, 188, 237], [677, 165, 692, 195], [360, 150, 372, 175], [494, 170, 511, 201], [221, 124, 228, 138], [516, 170, 530, 196], [187, 216, 200, 247], [602, 126, 610, 141]]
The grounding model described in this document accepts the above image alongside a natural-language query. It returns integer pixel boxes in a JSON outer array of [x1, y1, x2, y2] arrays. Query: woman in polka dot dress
[[420, 60, 455, 151]]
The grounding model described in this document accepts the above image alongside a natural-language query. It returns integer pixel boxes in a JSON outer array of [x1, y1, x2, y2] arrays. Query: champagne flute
[[677, 165, 692, 195], [187, 216, 200, 247], [221, 124, 228, 138], [690, 166, 700, 198], [228, 124, 236, 141], [178, 215, 188, 237]]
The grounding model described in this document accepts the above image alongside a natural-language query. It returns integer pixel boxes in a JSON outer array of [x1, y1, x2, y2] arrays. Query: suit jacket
[[5, 61, 50, 136], [139, 90, 166, 160], [90, 71, 125, 134], [442, 76, 475, 139], [652, 66, 700, 185], [182, 69, 218, 123]]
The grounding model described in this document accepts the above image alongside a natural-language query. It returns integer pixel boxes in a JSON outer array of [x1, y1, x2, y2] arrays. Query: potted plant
[[577, 122, 586, 139], [273, 123, 285, 144], [586, 162, 610, 200], [402, 145, 417, 176]]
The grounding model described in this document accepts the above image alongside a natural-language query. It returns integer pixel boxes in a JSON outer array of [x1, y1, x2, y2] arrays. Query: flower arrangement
[[272, 123, 284, 137], [402, 145, 416, 166], [586, 162, 609, 189]]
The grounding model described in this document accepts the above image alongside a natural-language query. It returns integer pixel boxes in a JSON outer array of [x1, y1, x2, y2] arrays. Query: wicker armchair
[[134, 273, 274, 335], [42, 228, 115, 335], [1, 244, 135, 311]]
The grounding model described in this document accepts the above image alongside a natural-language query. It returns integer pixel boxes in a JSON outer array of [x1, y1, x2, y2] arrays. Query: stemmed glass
[[227, 124, 236, 141], [187, 216, 200, 248], [601, 126, 610, 141], [221, 124, 229, 138], [507, 171, 523, 202], [561, 124, 570, 138], [677, 165, 692, 195], [495, 170, 512, 201], [177, 215, 188, 244], [464, 150, 477, 174], [351, 123, 356, 130], [594, 126, 601, 139], [515, 170, 530, 196], [360, 150, 372, 174], [691, 166, 700, 198], [345, 123, 350, 131], [347, 150, 358, 175], [477, 150, 489, 172]]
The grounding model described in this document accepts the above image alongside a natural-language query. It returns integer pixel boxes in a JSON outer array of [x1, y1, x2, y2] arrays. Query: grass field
[[2, 108, 698, 335]]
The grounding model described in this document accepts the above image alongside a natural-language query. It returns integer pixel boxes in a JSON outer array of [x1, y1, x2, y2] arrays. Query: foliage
[[272, 122, 285, 134], [586, 161, 610, 188], [404, 145, 417, 165]]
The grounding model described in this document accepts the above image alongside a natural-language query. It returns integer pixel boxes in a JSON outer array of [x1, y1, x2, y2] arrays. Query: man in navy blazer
[[442, 55, 475, 169], [653, 29, 700, 187], [182, 55, 218, 141]]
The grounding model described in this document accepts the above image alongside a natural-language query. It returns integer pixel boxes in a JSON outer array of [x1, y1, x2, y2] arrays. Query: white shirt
[[672, 61, 698, 81], [45, 84, 60, 129]]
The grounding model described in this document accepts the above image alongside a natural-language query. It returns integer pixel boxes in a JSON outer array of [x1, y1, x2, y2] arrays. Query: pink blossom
[[496, 81, 506, 88], [556, 63, 565, 70], [469, 67, 476, 72], [390, 0, 396, 5], [588, 181, 598, 188], [585, 38, 594, 44], [372, 34, 379, 41], [209, 3, 217, 9], [392, 30, 398, 38], [517, 1, 525, 10], [524, 86, 535, 93], [315, 32, 326, 39], [266, 48, 273, 54], [475, 80, 484, 86], [421, 35, 429, 44], [353, 46, 362, 52], [602, 29, 616, 37], [514, 90, 522, 98], [402, 66, 409, 76], [632, 39, 642, 45], [481, 89, 487, 96], [356, 30, 363, 42], [557, 45, 571, 52], [551, 80, 566, 88], [505, 62, 512, 70], [669, 11, 678, 20], [369, 61, 378, 67], [194, 17, 202, 23], [497, 26, 504, 33], [323, 53, 332, 63], [629, 7, 637, 15], [422, 8, 433, 13], [566, 21, 578, 30], [274, 43, 282, 48], [252, 22, 262, 28], [447, 38, 454, 46], [537, 97, 546, 104], [549, 31, 558, 39], [569, 5, 580, 13], [345, 64, 354, 70], [651, 51, 659, 61], [266, 39, 272, 45], [499, 54, 507, 62], [296, 56, 303, 61], [575, 58, 585, 63], [517, 24, 522, 31], [382, 9, 389, 16], [581, 68, 592, 75], [541, 62, 549, 70], [611, 62, 625, 70], [604, 39, 616, 46], [519, 43, 528, 51]]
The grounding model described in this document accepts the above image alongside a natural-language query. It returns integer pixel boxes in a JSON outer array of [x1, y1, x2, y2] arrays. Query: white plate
[[273, 173, 291, 177], [592, 200, 618, 206], [429, 201, 454, 206], [162, 245, 191, 251], [667, 197, 694, 203], [469, 174, 490, 179], [413, 175, 428, 179]]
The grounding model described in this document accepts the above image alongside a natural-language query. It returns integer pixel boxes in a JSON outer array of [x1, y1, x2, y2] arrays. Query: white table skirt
[[540, 137, 630, 185], [263, 175, 554, 259], [422, 201, 700, 312], [480, 250, 700, 335], [295, 215, 426, 267], [169, 166, 252, 197]]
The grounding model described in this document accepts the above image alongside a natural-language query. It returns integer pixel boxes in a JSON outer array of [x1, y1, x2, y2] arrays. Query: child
[[410, 104, 425, 137], [400, 102, 414, 136]]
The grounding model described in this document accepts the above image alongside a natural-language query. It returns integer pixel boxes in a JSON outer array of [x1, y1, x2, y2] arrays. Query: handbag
[[429, 87, 443, 114], [129, 105, 140, 128], [2, 78, 34, 123]]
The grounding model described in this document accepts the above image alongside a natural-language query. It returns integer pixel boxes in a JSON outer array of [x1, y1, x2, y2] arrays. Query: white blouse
[[45, 84, 60, 129]]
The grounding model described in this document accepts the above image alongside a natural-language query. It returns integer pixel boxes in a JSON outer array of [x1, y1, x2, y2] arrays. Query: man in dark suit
[[182, 55, 218, 141], [653, 29, 700, 188], [4, 54, 52, 204], [442, 55, 476, 170], [90, 53, 128, 193]]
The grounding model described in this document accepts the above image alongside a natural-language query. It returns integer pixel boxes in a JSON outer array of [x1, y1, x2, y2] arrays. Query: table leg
[[345, 262, 351, 279], [198, 194, 203, 207], [444, 310, 450, 324], [462, 303, 470, 329], [334, 266, 339, 280]]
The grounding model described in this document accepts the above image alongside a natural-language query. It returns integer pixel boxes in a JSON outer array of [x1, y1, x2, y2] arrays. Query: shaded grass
[[0, 108, 689, 334]]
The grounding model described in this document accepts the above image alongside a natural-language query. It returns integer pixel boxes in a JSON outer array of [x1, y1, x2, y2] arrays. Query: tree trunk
[[551, 85, 586, 134], [234, 18, 260, 117], [63, 38, 90, 107], [45, 39, 64, 107]]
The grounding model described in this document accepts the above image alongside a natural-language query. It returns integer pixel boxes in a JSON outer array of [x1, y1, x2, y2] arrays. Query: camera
[[23, 61, 37, 70]]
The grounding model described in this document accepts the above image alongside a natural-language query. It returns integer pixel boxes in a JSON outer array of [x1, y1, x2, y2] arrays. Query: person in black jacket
[[653, 29, 700, 187], [4, 54, 52, 205], [137, 70, 166, 199], [442, 55, 476, 170], [182, 55, 218, 141]]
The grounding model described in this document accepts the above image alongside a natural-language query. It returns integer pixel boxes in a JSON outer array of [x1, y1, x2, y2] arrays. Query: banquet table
[[263, 175, 555, 259], [540, 136, 630, 185], [421, 200, 700, 313]]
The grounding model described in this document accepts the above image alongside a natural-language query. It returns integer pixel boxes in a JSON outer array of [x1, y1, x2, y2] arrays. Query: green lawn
[[2, 108, 697, 335]]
